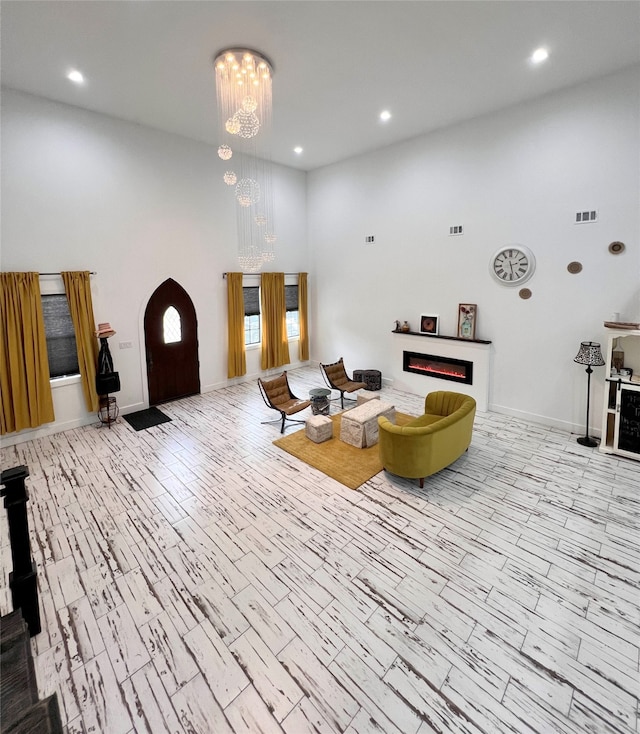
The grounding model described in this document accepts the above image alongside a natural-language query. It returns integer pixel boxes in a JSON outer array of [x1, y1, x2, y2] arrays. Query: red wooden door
[[144, 279, 200, 405]]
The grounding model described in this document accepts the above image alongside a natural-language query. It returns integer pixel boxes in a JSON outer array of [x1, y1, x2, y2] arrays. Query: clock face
[[490, 245, 535, 286]]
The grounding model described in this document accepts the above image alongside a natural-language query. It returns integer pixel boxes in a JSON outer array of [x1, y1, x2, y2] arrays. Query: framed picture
[[419, 314, 439, 335], [457, 303, 477, 339]]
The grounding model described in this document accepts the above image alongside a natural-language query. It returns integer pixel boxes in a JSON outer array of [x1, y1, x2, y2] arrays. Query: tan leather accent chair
[[320, 357, 367, 409], [258, 371, 311, 433]]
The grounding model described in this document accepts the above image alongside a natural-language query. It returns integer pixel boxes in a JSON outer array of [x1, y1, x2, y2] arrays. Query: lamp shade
[[574, 341, 605, 366]]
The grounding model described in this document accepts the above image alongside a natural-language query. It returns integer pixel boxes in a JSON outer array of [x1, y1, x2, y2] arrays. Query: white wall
[[308, 66, 640, 434], [1, 89, 308, 445], [2, 67, 639, 445]]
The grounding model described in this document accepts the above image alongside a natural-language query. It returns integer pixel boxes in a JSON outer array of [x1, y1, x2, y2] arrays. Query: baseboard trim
[[488, 402, 601, 438], [0, 415, 96, 448], [202, 361, 313, 394]]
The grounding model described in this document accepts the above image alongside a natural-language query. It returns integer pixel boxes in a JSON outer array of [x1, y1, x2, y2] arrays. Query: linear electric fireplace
[[403, 350, 473, 385]]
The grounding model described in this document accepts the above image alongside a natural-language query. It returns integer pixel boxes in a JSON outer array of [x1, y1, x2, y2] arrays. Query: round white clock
[[490, 244, 536, 286]]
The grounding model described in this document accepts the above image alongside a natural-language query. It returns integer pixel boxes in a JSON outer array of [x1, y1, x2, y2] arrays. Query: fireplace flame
[[403, 350, 473, 385], [410, 363, 465, 378]]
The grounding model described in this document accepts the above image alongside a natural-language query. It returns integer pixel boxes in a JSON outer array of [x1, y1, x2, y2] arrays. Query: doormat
[[123, 407, 172, 431]]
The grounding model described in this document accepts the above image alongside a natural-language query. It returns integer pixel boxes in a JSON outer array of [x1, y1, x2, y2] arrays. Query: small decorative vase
[[612, 338, 624, 372], [400, 321, 410, 332]]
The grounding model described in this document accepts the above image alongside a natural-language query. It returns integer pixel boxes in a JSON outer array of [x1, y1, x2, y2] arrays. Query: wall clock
[[490, 244, 536, 286]]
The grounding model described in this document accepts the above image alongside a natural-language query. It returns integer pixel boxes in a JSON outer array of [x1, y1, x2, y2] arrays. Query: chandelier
[[214, 48, 277, 272]]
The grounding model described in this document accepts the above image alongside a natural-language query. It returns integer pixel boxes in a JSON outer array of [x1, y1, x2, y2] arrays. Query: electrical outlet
[[575, 209, 598, 224], [365, 235, 375, 244], [449, 225, 464, 236], [119, 341, 133, 349]]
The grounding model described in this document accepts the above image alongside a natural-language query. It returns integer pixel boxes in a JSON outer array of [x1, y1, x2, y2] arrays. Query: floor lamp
[[574, 341, 605, 447]]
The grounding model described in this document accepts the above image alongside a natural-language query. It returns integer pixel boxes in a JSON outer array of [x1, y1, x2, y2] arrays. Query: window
[[41, 294, 79, 378], [163, 306, 182, 344], [243, 286, 261, 345], [241, 283, 298, 345], [285, 284, 300, 339]]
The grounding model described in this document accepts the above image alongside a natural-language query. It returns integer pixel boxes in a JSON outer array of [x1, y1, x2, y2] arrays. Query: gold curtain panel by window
[[61, 271, 99, 412], [0, 272, 55, 434], [260, 273, 290, 371], [226, 272, 246, 379]]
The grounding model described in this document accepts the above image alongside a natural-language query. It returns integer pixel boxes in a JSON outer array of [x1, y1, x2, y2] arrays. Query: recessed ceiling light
[[294, 146, 303, 154], [67, 69, 85, 84], [380, 110, 392, 122], [531, 48, 549, 64]]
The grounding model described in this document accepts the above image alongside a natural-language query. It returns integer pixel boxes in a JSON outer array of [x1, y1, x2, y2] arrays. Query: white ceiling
[[2, 1, 639, 171]]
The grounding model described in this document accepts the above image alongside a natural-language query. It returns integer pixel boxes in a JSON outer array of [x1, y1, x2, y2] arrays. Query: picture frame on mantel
[[457, 303, 477, 339], [420, 314, 439, 335]]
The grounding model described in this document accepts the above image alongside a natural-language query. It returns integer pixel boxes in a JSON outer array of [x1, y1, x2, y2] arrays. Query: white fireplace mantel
[[390, 331, 492, 411]]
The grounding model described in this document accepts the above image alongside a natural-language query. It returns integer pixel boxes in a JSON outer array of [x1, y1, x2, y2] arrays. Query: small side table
[[309, 388, 331, 416]]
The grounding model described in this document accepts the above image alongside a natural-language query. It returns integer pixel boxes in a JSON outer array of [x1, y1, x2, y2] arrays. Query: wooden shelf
[[391, 330, 492, 345]]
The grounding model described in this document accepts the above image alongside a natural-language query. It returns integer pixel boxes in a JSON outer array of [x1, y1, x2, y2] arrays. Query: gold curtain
[[61, 271, 99, 412], [298, 272, 309, 362], [226, 272, 246, 378], [0, 272, 55, 435], [260, 272, 290, 370]]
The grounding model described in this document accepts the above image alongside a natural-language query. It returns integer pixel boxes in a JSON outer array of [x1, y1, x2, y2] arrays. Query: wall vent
[[449, 225, 464, 236], [575, 210, 598, 224]]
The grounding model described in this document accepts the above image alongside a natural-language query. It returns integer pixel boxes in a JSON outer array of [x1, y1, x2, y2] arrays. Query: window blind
[[285, 285, 299, 312], [243, 286, 260, 317], [41, 294, 80, 378]]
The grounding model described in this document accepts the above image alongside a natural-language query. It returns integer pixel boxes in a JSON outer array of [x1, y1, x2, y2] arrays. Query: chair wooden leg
[[419, 478, 424, 488]]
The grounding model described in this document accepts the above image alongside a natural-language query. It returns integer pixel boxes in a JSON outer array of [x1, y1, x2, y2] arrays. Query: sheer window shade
[[285, 285, 299, 312], [42, 294, 80, 378], [243, 287, 260, 317]]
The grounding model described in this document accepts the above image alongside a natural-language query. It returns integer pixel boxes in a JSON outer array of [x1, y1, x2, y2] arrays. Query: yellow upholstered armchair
[[258, 371, 311, 433], [378, 391, 476, 487], [320, 357, 367, 409]]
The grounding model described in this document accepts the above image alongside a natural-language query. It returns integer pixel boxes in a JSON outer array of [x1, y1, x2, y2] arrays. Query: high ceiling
[[2, 1, 639, 171]]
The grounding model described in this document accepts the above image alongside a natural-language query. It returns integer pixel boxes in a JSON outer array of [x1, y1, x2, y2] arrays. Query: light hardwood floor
[[1, 366, 639, 734]]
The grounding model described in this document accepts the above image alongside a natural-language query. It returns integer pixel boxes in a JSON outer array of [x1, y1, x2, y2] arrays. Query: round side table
[[309, 388, 331, 416]]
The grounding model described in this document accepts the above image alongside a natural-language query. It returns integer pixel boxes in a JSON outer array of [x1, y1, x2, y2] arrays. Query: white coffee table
[[340, 400, 395, 448]]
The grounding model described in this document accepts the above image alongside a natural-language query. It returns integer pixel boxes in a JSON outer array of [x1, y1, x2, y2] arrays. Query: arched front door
[[144, 278, 200, 405]]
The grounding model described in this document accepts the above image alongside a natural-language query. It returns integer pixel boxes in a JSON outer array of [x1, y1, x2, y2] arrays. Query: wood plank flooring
[[1, 366, 639, 734]]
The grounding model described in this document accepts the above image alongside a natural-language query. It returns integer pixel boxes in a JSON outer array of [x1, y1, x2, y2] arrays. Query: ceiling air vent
[[575, 210, 598, 224]]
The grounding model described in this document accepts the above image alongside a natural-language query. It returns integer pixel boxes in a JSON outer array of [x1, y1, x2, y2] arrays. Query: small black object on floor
[[123, 407, 172, 431]]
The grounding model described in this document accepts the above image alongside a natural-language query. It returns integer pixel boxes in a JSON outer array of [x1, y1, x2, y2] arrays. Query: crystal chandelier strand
[[215, 48, 276, 271]]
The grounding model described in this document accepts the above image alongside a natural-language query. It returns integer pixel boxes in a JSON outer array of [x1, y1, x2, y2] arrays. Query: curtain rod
[[222, 272, 300, 279], [39, 271, 97, 276]]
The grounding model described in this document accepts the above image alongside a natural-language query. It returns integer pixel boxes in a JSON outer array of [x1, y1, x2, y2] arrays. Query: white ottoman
[[306, 415, 333, 443], [340, 400, 395, 448], [356, 392, 381, 406]]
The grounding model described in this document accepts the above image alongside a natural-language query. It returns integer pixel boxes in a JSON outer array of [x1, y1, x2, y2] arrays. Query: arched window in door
[[163, 306, 182, 344]]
